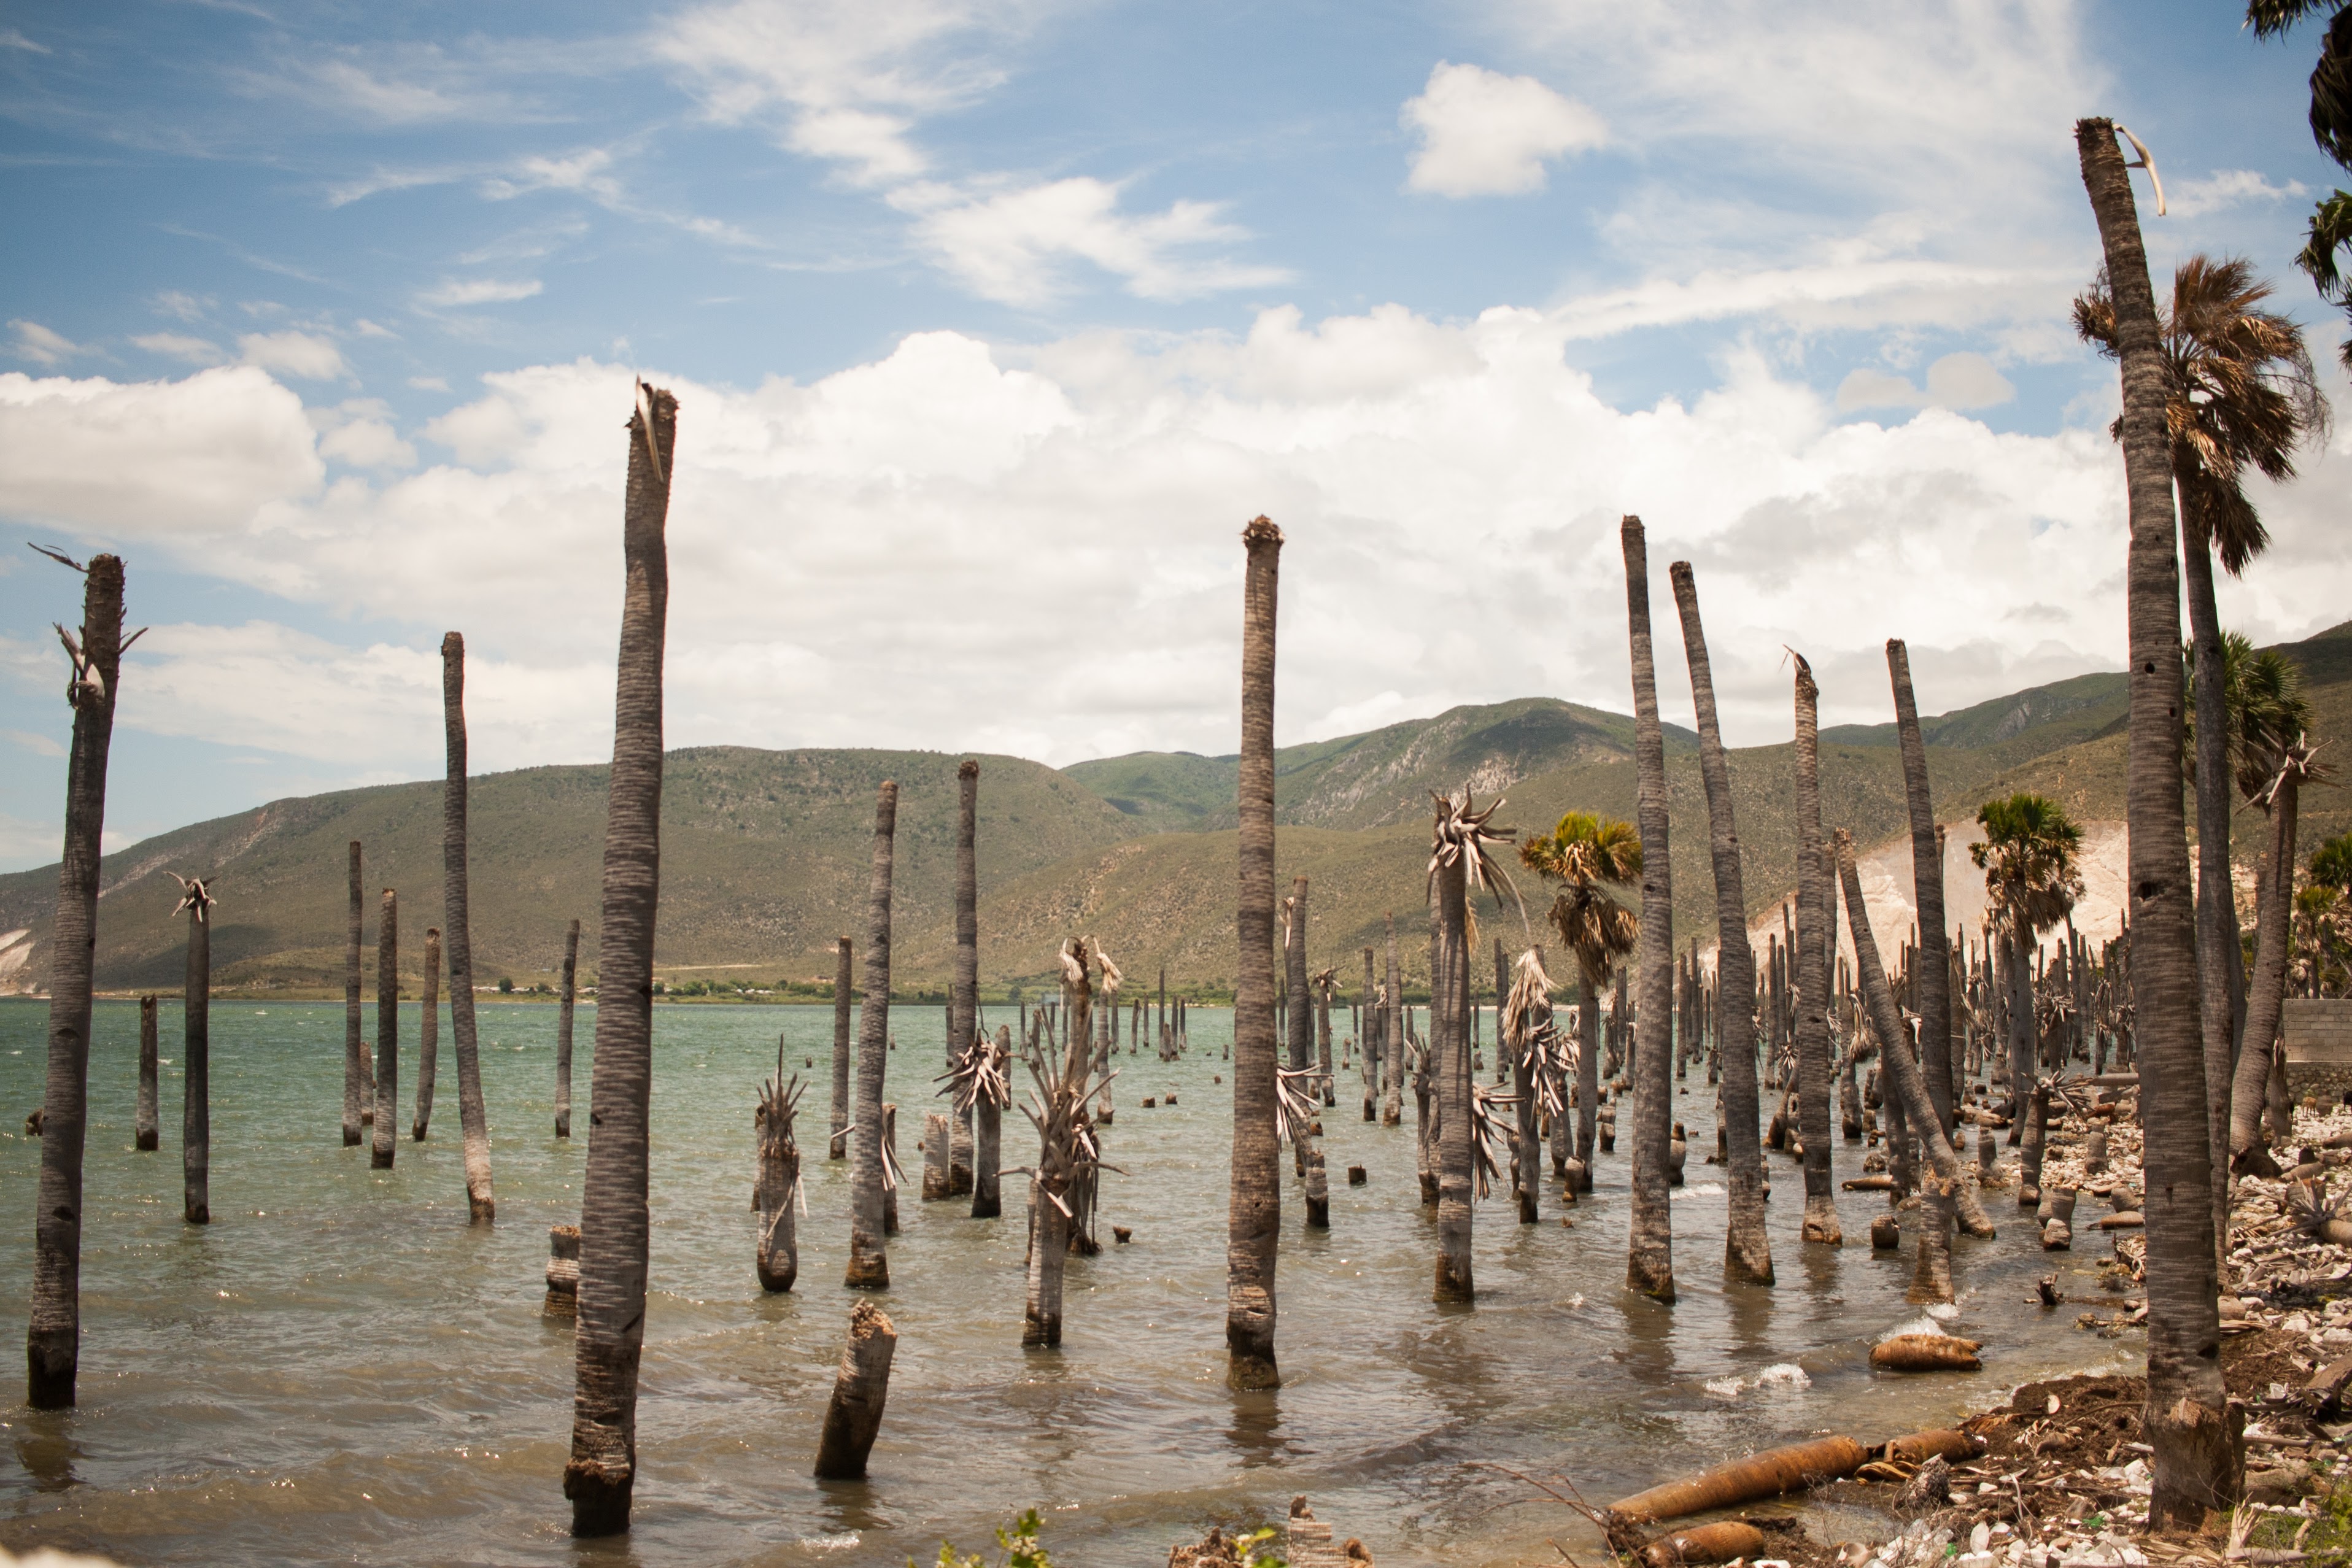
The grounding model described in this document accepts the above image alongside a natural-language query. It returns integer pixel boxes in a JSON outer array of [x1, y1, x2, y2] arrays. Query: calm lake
[[0, 998, 2130, 1566]]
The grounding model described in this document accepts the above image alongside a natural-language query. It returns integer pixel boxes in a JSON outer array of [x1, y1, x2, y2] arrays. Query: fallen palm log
[[2095, 1211, 2145, 1230], [1870, 1333, 1981, 1372], [1638, 1521, 1767, 1568], [1843, 1173, 1895, 1192], [1605, 1434, 1871, 1529], [812, 1299, 896, 1480], [1878, 1429, 1976, 1465]]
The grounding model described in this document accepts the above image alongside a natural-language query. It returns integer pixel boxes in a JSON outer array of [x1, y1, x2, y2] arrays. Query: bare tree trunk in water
[[555, 919, 579, 1139], [973, 1025, 1008, 1219], [830, 937, 853, 1160], [136, 995, 158, 1152], [846, 782, 900, 1289], [1432, 836, 1474, 1300], [1792, 658, 1841, 1246], [413, 929, 440, 1141], [564, 381, 675, 1539], [175, 875, 217, 1223], [372, 889, 398, 1170], [2078, 116, 2240, 1529], [1671, 561, 1771, 1281], [345, 840, 366, 1145], [1228, 516, 1284, 1390], [755, 1075, 802, 1292], [1361, 948, 1379, 1121], [1621, 517, 1676, 1302], [951, 760, 980, 1195], [1837, 830, 1995, 1240], [26, 552, 125, 1411], [1287, 878, 1312, 1075], [442, 634, 495, 1223], [1888, 640, 1956, 1132], [812, 1301, 895, 1480], [1579, 974, 1600, 1183], [1383, 914, 1402, 1126]]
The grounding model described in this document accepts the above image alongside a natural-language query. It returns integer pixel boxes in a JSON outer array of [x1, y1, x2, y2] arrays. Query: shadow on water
[[12, 1416, 77, 1493]]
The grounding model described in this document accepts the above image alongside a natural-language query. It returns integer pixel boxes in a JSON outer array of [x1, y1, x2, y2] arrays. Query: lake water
[[0, 998, 2133, 1567]]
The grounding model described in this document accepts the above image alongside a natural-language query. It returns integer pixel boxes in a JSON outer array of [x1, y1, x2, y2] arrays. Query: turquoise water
[[0, 998, 2132, 1567]]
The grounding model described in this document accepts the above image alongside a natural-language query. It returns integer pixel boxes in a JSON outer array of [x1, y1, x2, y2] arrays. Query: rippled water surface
[[0, 998, 2136, 1566]]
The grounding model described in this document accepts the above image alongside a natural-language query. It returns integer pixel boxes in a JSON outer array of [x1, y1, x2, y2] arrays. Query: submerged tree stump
[[813, 1300, 896, 1480], [756, 1075, 805, 1292], [921, 1112, 951, 1201], [135, 995, 159, 1152], [544, 1224, 580, 1318]]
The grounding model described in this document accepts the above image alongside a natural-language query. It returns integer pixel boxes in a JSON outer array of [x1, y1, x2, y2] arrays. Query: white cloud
[[152, 292, 211, 324], [0, 365, 322, 536], [895, 177, 1290, 306], [312, 399, 417, 471], [250, 48, 523, 127], [353, 319, 398, 339], [238, 330, 349, 381], [417, 277, 544, 308], [1836, 351, 2016, 412], [1402, 61, 1605, 197], [133, 332, 228, 366], [2168, 168, 2310, 219], [9, 321, 82, 368], [480, 148, 622, 204], [0, 28, 50, 53]]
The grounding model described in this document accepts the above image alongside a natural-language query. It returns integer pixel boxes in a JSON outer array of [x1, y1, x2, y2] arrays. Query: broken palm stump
[[756, 1074, 806, 1292], [545, 1224, 580, 1318], [921, 1111, 952, 1201], [813, 1299, 896, 1480]]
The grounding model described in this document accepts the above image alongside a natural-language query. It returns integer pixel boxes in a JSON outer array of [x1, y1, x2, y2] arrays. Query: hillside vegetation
[[1, 622, 2342, 1000]]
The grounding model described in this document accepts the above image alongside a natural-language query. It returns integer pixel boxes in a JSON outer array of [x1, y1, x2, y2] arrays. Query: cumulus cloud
[[312, 399, 417, 471], [238, 330, 349, 380], [1836, 351, 2016, 412], [0, 365, 322, 536], [9, 321, 83, 368], [2167, 168, 2310, 218], [2, 307, 2280, 778], [1402, 61, 1606, 197]]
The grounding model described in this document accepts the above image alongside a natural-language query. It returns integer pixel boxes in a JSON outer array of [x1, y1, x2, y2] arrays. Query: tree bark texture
[[1433, 847, 1474, 1300], [1228, 515, 1283, 1389], [951, 760, 980, 1195], [556, 918, 579, 1139], [344, 840, 365, 1145], [414, 928, 440, 1141], [1793, 658, 1842, 1247], [846, 783, 899, 1289], [442, 634, 495, 1223], [1888, 640, 1956, 1132], [1622, 517, 1677, 1303], [812, 1300, 896, 1480], [564, 382, 675, 1539], [371, 889, 397, 1170], [136, 995, 158, 1153], [830, 937, 853, 1160], [2233, 781, 2303, 1167]]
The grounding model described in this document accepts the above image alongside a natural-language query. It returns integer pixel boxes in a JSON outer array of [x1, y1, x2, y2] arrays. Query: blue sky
[[0, 0, 2346, 871]]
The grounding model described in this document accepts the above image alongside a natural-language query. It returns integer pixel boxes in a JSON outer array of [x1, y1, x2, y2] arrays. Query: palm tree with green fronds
[[1519, 809, 1639, 1191], [2078, 255, 2324, 1259], [2241, 2, 2352, 365], [1970, 794, 2085, 1098]]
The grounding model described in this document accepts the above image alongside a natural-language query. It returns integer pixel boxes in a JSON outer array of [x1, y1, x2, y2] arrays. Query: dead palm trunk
[[1621, 517, 1676, 1302], [1228, 515, 1283, 1390], [812, 1301, 895, 1480], [563, 380, 676, 1539], [2079, 117, 2240, 1528], [173, 876, 215, 1222], [951, 760, 980, 1195], [1578, 973, 1601, 1179], [1670, 562, 1771, 1281], [973, 1024, 1008, 1219], [1432, 832, 1474, 1302], [136, 995, 158, 1152], [1792, 656, 1841, 1246], [1887, 641, 1956, 1132], [2232, 770, 2305, 1168], [442, 633, 495, 1223], [1286, 879, 1312, 1073], [555, 918, 579, 1139], [344, 840, 365, 1145], [756, 1075, 804, 1292], [372, 889, 398, 1170], [413, 928, 440, 1141], [1836, 830, 1995, 1240], [1383, 914, 1403, 1126], [830, 937, 853, 1160], [26, 550, 126, 1411], [846, 781, 900, 1289], [1361, 948, 1379, 1121]]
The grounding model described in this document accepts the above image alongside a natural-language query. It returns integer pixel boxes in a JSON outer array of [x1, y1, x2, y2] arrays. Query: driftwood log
[[1870, 1333, 1982, 1372]]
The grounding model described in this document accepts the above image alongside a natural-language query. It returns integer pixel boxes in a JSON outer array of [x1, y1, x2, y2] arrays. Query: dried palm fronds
[[168, 872, 218, 922], [1275, 1064, 1320, 1148], [1471, 1084, 1515, 1199], [758, 1073, 810, 1213], [1429, 791, 1526, 936], [937, 1028, 1010, 1117]]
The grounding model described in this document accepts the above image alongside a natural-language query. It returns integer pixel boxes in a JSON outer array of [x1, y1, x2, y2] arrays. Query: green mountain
[[2, 621, 2344, 1001]]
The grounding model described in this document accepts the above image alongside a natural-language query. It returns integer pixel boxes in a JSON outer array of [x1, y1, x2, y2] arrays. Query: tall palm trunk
[[830, 937, 853, 1159], [846, 784, 900, 1288], [1792, 656, 1841, 1245], [1887, 641, 1956, 1131], [1228, 515, 1283, 1390], [372, 889, 398, 1170], [1670, 561, 1771, 1280], [177, 879, 214, 1223], [2079, 117, 2240, 1527], [564, 381, 676, 1539], [2232, 777, 2304, 1165], [1578, 973, 1601, 1175], [1620, 517, 1676, 1302], [555, 918, 579, 1139], [1361, 948, 1379, 1120], [442, 633, 495, 1223], [136, 995, 158, 1152], [345, 840, 366, 1145], [1836, 830, 1995, 1237], [26, 551, 125, 1411], [1432, 841, 1474, 1300], [973, 1024, 1007, 1219], [1286, 878, 1312, 1073], [1383, 913, 1402, 1125], [413, 929, 440, 1141], [952, 760, 980, 1195]]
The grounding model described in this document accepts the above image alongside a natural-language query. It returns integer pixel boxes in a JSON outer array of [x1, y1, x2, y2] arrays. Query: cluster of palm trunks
[[14, 123, 2305, 1547]]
